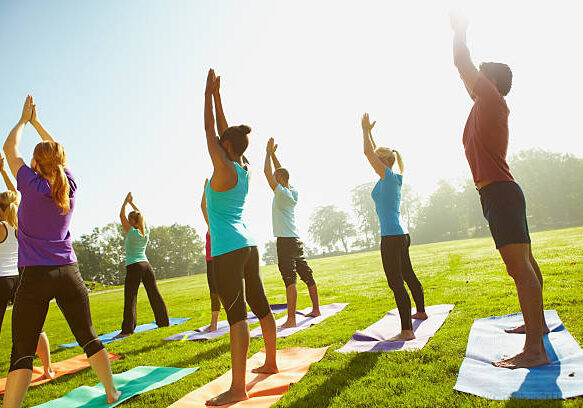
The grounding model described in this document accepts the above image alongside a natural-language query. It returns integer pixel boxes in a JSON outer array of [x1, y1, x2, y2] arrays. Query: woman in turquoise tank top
[[114, 192, 169, 339], [361, 113, 427, 343], [203, 69, 278, 406]]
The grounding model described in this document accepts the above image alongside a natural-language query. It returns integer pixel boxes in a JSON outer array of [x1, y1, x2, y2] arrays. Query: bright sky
[[1, 1, 582, 251]]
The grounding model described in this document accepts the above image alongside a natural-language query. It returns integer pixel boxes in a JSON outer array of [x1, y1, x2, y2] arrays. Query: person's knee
[[82, 337, 105, 358], [299, 271, 315, 287]]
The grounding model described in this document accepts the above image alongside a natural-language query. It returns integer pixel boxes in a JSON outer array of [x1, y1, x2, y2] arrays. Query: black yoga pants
[[206, 260, 221, 313], [121, 261, 169, 334], [380, 234, 425, 331], [276, 237, 316, 288], [0, 275, 19, 336], [213, 246, 271, 326], [10, 263, 103, 371]]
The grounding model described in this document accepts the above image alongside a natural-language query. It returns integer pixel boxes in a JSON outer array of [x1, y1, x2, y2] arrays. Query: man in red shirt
[[451, 13, 549, 369]]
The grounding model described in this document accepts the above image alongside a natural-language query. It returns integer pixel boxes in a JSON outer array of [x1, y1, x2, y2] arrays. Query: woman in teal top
[[203, 69, 277, 407], [114, 192, 169, 338], [361, 113, 426, 343]]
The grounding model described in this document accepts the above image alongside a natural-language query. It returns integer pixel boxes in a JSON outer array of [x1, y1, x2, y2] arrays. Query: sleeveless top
[[205, 162, 256, 257], [371, 167, 408, 236], [0, 222, 19, 277], [124, 226, 150, 266]]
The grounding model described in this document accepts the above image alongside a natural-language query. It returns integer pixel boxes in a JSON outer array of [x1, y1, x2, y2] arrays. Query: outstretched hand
[[266, 137, 276, 154], [125, 192, 133, 203], [31, 101, 38, 124], [205, 69, 218, 95], [361, 113, 376, 132], [20, 95, 33, 124], [0, 156, 5, 172], [449, 11, 468, 33]]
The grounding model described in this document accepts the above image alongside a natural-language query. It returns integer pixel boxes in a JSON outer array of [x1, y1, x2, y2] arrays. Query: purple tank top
[[17, 165, 77, 267]]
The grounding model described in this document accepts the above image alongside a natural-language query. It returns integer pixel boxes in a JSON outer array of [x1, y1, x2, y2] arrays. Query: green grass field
[[1, 227, 582, 407]]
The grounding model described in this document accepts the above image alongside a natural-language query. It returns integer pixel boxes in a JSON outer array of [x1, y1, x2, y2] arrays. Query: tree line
[[263, 149, 583, 263]]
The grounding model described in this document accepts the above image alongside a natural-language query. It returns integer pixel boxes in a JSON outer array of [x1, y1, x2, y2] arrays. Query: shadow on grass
[[286, 352, 381, 408], [169, 341, 231, 368]]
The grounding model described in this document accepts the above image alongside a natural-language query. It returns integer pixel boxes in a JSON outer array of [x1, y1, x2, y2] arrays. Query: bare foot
[[206, 388, 248, 406], [305, 309, 321, 318], [492, 350, 550, 369], [251, 363, 279, 374], [106, 390, 122, 404], [279, 320, 297, 329], [384, 330, 416, 342], [42, 368, 55, 380], [112, 332, 132, 339], [411, 311, 428, 320], [203, 325, 217, 333], [504, 323, 550, 334]]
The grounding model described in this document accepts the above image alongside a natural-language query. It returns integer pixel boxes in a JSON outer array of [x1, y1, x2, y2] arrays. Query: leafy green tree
[[262, 240, 278, 265], [351, 182, 380, 248], [309, 205, 356, 253]]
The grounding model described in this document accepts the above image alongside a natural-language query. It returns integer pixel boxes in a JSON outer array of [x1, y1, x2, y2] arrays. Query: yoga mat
[[60, 318, 190, 348], [337, 304, 454, 353], [0, 353, 121, 394], [33, 365, 198, 407], [250, 303, 349, 339], [168, 347, 328, 407], [454, 310, 583, 400], [165, 304, 288, 342]]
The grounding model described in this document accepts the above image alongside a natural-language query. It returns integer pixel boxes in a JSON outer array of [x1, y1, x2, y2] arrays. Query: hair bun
[[238, 125, 252, 135]]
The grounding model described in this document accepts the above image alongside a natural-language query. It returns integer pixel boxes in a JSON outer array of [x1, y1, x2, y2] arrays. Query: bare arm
[[30, 101, 55, 142], [451, 13, 479, 100], [264, 138, 278, 191], [271, 149, 282, 170], [361, 113, 386, 178], [119, 193, 132, 233], [3, 96, 33, 179], [213, 77, 228, 137], [0, 157, 16, 192], [201, 179, 209, 227], [394, 150, 405, 174]]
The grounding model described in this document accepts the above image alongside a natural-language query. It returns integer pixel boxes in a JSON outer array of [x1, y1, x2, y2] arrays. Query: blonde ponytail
[[0, 191, 19, 229], [129, 211, 146, 237], [33, 141, 71, 215]]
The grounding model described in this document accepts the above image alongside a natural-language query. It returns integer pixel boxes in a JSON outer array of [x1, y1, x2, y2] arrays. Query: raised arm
[[271, 145, 282, 170], [264, 138, 278, 191], [3, 95, 33, 179], [361, 113, 386, 178], [30, 99, 55, 142], [119, 192, 132, 233], [201, 179, 209, 227], [0, 156, 16, 192], [394, 150, 405, 174], [450, 12, 479, 100], [213, 77, 229, 137]]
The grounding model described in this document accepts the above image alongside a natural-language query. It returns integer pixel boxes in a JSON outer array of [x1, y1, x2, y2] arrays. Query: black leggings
[[10, 263, 103, 371], [380, 234, 425, 331], [0, 275, 19, 336], [276, 238, 316, 288], [213, 246, 270, 326], [121, 261, 169, 334], [206, 260, 221, 313]]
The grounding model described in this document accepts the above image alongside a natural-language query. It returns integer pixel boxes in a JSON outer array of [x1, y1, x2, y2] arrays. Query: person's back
[[0, 222, 18, 277], [371, 167, 407, 236], [124, 226, 149, 266], [271, 184, 299, 238]]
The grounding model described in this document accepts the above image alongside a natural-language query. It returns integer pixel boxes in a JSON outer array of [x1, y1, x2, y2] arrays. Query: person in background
[[201, 178, 221, 332]]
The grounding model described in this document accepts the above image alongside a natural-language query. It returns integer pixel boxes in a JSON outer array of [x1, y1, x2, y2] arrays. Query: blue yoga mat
[[32, 366, 197, 407], [454, 310, 583, 400], [59, 318, 190, 348]]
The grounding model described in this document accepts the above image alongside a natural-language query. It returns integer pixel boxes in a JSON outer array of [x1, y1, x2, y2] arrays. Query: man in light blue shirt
[[264, 138, 321, 328]]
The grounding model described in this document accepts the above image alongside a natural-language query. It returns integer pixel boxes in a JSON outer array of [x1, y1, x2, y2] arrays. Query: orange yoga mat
[[168, 347, 328, 408], [0, 352, 121, 394]]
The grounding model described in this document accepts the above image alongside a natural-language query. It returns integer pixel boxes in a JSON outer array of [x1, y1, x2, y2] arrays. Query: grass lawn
[[1, 227, 581, 407]]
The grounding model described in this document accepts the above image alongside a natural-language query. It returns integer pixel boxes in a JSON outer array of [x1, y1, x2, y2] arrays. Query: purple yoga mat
[[164, 304, 287, 341], [337, 304, 454, 353], [250, 303, 349, 339]]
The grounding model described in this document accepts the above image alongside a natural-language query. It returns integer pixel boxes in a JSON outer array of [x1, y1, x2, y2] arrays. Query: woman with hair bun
[[115, 192, 169, 338], [203, 69, 277, 406], [2, 95, 120, 407], [360, 113, 427, 342]]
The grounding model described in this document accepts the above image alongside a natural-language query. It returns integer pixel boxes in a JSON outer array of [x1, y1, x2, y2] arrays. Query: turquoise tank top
[[205, 162, 256, 257], [124, 226, 150, 266], [371, 167, 408, 236]]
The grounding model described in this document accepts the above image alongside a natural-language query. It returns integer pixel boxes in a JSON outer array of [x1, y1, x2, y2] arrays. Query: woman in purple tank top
[[2, 96, 120, 407]]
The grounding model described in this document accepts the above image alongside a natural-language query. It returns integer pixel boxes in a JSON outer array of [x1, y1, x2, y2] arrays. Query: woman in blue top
[[114, 192, 169, 338], [203, 69, 277, 406], [361, 113, 427, 342]]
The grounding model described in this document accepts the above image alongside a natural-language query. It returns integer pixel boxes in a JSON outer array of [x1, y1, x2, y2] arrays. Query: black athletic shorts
[[479, 181, 531, 249]]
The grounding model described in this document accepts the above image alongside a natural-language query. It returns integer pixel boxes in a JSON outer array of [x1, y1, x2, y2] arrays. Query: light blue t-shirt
[[272, 184, 300, 238], [124, 225, 150, 266], [205, 162, 257, 257], [371, 167, 408, 236]]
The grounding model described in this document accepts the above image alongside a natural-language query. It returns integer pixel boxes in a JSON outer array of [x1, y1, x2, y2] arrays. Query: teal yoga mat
[[33, 366, 198, 407]]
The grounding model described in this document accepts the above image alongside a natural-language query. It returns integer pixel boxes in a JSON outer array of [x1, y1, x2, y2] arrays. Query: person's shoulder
[[17, 165, 45, 193]]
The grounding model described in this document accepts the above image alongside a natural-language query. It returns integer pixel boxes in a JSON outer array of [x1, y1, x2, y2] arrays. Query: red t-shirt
[[463, 74, 514, 184], [205, 231, 213, 261]]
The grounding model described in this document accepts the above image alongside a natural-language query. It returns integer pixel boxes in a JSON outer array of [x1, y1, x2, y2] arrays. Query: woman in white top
[[0, 155, 54, 379]]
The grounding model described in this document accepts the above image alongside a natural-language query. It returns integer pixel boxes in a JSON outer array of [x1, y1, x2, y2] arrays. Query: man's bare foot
[[279, 320, 297, 329], [384, 330, 416, 342], [305, 309, 321, 318], [251, 363, 279, 374], [411, 311, 428, 320], [112, 332, 132, 339], [205, 388, 248, 406], [492, 350, 550, 369], [203, 325, 218, 333], [41, 368, 55, 380], [504, 323, 550, 334], [106, 390, 122, 404]]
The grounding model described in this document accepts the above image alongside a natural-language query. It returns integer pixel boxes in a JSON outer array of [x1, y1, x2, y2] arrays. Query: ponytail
[[51, 164, 71, 215], [33, 141, 71, 215], [0, 191, 19, 229], [129, 211, 146, 237]]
